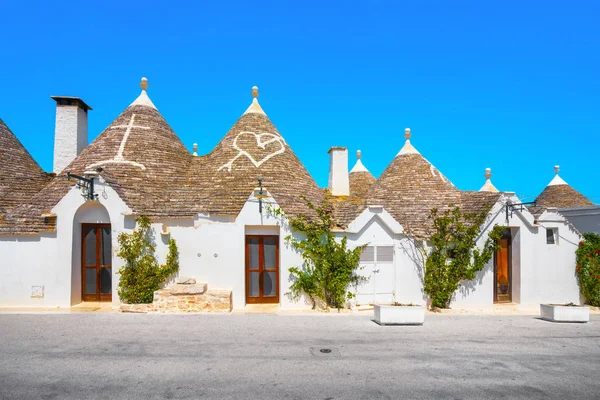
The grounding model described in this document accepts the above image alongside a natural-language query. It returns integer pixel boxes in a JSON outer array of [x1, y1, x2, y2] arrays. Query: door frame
[[494, 229, 512, 303], [81, 223, 112, 302], [245, 235, 280, 304]]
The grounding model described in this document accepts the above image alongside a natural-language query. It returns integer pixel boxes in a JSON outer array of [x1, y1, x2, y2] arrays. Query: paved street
[[1, 313, 599, 399]]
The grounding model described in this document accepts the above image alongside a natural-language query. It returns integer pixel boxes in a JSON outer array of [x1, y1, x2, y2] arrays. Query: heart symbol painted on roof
[[218, 131, 286, 172]]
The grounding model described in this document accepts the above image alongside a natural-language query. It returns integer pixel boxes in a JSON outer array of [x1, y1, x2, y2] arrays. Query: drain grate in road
[[309, 347, 341, 357]]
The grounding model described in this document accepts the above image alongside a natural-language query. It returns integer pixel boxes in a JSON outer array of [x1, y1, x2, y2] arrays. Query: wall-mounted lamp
[[66, 171, 96, 201]]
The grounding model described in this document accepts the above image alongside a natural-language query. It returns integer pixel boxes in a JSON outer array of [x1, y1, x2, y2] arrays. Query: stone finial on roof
[[397, 127, 420, 156], [350, 149, 369, 173], [548, 164, 568, 186], [479, 167, 499, 192], [129, 77, 157, 110], [243, 85, 267, 116], [192, 143, 198, 156]]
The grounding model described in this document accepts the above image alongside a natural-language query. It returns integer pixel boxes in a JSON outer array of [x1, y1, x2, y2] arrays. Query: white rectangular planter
[[374, 304, 425, 325], [540, 304, 589, 323]]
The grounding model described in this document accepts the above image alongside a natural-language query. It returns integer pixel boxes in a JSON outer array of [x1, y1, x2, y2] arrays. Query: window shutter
[[360, 246, 375, 262], [376, 246, 394, 262]]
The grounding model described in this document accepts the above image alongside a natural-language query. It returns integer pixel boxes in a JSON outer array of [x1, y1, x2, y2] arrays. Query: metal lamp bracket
[[66, 172, 96, 201], [505, 202, 536, 220]]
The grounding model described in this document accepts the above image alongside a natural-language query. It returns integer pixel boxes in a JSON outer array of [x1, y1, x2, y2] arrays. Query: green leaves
[[284, 199, 365, 309], [424, 207, 503, 309], [116, 216, 180, 304], [575, 233, 600, 306]]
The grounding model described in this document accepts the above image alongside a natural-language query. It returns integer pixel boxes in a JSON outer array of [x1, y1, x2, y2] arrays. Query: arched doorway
[[72, 202, 112, 303]]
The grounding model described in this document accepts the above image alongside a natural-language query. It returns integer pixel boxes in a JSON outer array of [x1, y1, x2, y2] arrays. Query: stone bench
[[120, 278, 232, 313]]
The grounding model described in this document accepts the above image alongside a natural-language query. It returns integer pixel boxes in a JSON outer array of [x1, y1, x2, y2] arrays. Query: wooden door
[[245, 235, 279, 304], [82, 224, 112, 302], [494, 235, 511, 303]]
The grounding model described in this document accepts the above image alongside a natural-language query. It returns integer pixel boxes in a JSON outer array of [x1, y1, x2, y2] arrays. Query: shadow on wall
[[458, 266, 487, 299], [397, 237, 430, 305]]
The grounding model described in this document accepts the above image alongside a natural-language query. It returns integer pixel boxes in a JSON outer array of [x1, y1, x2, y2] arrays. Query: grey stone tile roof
[[349, 170, 376, 199], [0, 104, 192, 234], [0, 118, 53, 226], [0, 101, 324, 234], [181, 112, 323, 217], [331, 152, 501, 240], [0, 96, 501, 238]]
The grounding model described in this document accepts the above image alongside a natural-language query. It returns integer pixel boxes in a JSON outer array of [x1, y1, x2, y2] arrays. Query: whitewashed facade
[[0, 80, 584, 310]]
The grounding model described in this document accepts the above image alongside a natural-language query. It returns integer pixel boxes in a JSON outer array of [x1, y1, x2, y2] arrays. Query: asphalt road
[[1, 313, 599, 400]]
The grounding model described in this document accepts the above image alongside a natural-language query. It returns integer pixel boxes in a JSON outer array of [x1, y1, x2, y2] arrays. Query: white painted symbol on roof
[[87, 114, 149, 171], [218, 131, 286, 172]]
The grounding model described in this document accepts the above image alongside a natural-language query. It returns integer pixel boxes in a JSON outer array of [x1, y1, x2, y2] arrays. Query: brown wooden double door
[[82, 224, 112, 302], [245, 235, 279, 304], [494, 230, 512, 303]]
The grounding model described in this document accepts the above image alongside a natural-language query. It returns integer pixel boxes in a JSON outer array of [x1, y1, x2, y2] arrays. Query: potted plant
[[540, 303, 590, 323], [374, 293, 425, 325]]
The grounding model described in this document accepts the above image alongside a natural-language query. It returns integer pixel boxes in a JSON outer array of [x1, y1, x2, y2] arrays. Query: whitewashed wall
[[151, 193, 310, 310], [453, 195, 580, 308], [342, 207, 426, 306], [0, 188, 582, 310], [0, 177, 130, 307], [559, 207, 600, 235]]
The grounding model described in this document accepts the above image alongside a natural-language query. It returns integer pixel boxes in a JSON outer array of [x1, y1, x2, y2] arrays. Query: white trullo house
[[0, 79, 583, 310]]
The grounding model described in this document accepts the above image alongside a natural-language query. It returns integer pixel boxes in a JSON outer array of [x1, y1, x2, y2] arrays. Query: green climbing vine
[[424, 206, 505, 310], [270, 199, 366, 309], [575, 233, 600, 306], [117, 216, 179, 304]]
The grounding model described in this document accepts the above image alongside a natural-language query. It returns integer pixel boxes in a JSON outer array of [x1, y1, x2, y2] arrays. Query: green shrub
[[117, 216, 179, 304], [424, 207, 504, 309], [272, 199, 366, 309], [575, 233, 600, 306]]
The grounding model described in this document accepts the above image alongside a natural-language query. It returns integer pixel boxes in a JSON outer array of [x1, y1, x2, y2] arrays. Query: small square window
[[546, 228, 557, 245]]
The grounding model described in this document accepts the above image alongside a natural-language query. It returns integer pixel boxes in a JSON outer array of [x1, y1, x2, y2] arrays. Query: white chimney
[[51, 96, 92, 174], [328, 146, 350, 196]]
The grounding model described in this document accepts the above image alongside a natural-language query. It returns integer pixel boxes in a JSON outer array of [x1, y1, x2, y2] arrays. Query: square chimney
[[51, 96, 92, 174]]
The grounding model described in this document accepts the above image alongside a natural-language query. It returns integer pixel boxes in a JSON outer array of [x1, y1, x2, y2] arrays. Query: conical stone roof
[[534, 166, 593, 211], [349, 150, 376, 199], [367, 129, 461, 239], [184, 87, 323, 217], [1, 81, 193, 234], [0, 118, 52, 218]]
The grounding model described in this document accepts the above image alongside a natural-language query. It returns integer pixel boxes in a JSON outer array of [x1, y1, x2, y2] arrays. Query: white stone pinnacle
[[129, 77, 157, 109], [243, 85, 267, 116], [350, 150, 369, 173], [547, 164, 568, 186], [397, 127, 420, 156], [479, 168, 499, 192]]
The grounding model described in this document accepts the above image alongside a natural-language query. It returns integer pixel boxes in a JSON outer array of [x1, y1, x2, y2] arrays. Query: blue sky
[[1, 1, 598, 202]]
